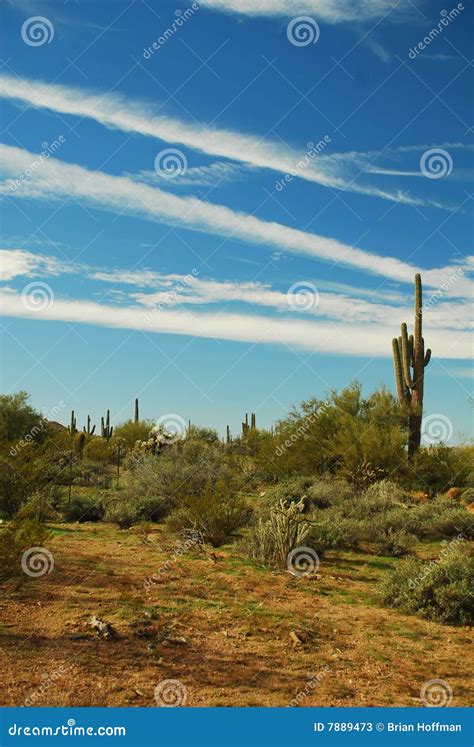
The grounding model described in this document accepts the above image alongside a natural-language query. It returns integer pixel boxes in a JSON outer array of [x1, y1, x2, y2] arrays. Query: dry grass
[[0, 523, 472, 707]]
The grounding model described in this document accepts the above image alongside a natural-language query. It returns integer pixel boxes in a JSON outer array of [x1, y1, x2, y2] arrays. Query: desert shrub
[[0, 507, 52, 584], [186, 426, 220, 444], [407, 445, 470, 495], [461, 488, 474, 504], [83, 438, 114, 465], [26, 488, 62, 522], [305, 479, 353, 509], [113, 420, 154, 451], [393, 500, 474, 540], [370, 526, 416, 557], [104, 499, 140, 529], [73, 459, 112, 489], [128, 441, 243, 502], [104, 488, 172, 528], [428, 507, 474, 539], [380, 546, 474, 624], [305, 513, 361, 555], [0, 446, 35, 518], [167, 482, 251, 547], [241, 498, 310, 567], [62, 495, 106, 523]]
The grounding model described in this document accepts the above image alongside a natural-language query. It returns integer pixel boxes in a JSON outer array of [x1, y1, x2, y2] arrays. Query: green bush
[[305, 514, 361, 555], [0, 507, 52, 584], [380, 545, 474, 624], [104, 499, 140, 529], [462, 488, 474, 503], [62, 495, 106, 523], [113, 420, 154, 451], [407, 445, 470, 495], [306, 479, 354, 509], [370, 526, 416, 557], [167, 482, 251, 547], [103, 489, 172, 528]]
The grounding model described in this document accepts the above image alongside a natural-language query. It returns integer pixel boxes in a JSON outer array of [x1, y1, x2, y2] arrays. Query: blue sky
[[0, 0, 472, 442]]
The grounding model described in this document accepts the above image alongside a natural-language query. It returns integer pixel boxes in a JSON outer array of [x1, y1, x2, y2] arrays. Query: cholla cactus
[[267, 498, 310, 567]]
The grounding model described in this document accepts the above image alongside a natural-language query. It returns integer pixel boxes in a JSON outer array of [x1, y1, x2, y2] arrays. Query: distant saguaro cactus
[[251, 412, 256, 429], [242, 413, 249, 436], [226, 425, 231, 443], [101, 410, 113, 441], [392, 273, 431, 456], [68, 410, 77, 434], [134, 398, 139, 424], [83, 415, 96, 436]]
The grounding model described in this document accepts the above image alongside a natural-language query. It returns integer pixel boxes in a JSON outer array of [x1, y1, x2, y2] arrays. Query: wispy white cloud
[[198, 0, 416, 23], [135, 161, 247, 188], [0, 74, 457, 209], [0, 248, 69, 281], [0, 286, 470, 360], [1, 144, 472, 296], [2, 248, 471, 333], [365, 37, 392, 63]]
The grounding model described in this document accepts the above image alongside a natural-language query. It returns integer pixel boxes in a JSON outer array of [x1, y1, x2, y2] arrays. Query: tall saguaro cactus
[[392, 273, 431, 456], [101, 410, 113, 441], [134, 398, 139, 424]]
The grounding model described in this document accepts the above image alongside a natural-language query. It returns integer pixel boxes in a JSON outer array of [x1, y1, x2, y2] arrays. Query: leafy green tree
[[0, 391, 42, 443], [112, 420, 153, 450]]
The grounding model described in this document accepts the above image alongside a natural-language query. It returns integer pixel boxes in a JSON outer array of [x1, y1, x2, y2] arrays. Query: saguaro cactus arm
[[400, 323, 415, 389], [392, 338, 409, 403]]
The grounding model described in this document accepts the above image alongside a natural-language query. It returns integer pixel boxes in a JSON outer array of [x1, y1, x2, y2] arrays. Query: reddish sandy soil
[[0, 523, 472, 707]]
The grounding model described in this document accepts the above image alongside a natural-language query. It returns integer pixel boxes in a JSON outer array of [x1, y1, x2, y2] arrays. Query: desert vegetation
[[0, 376, 472, 707]]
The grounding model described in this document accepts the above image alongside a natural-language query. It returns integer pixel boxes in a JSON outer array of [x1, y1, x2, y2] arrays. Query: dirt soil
[[0, 523, 472, 707]]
